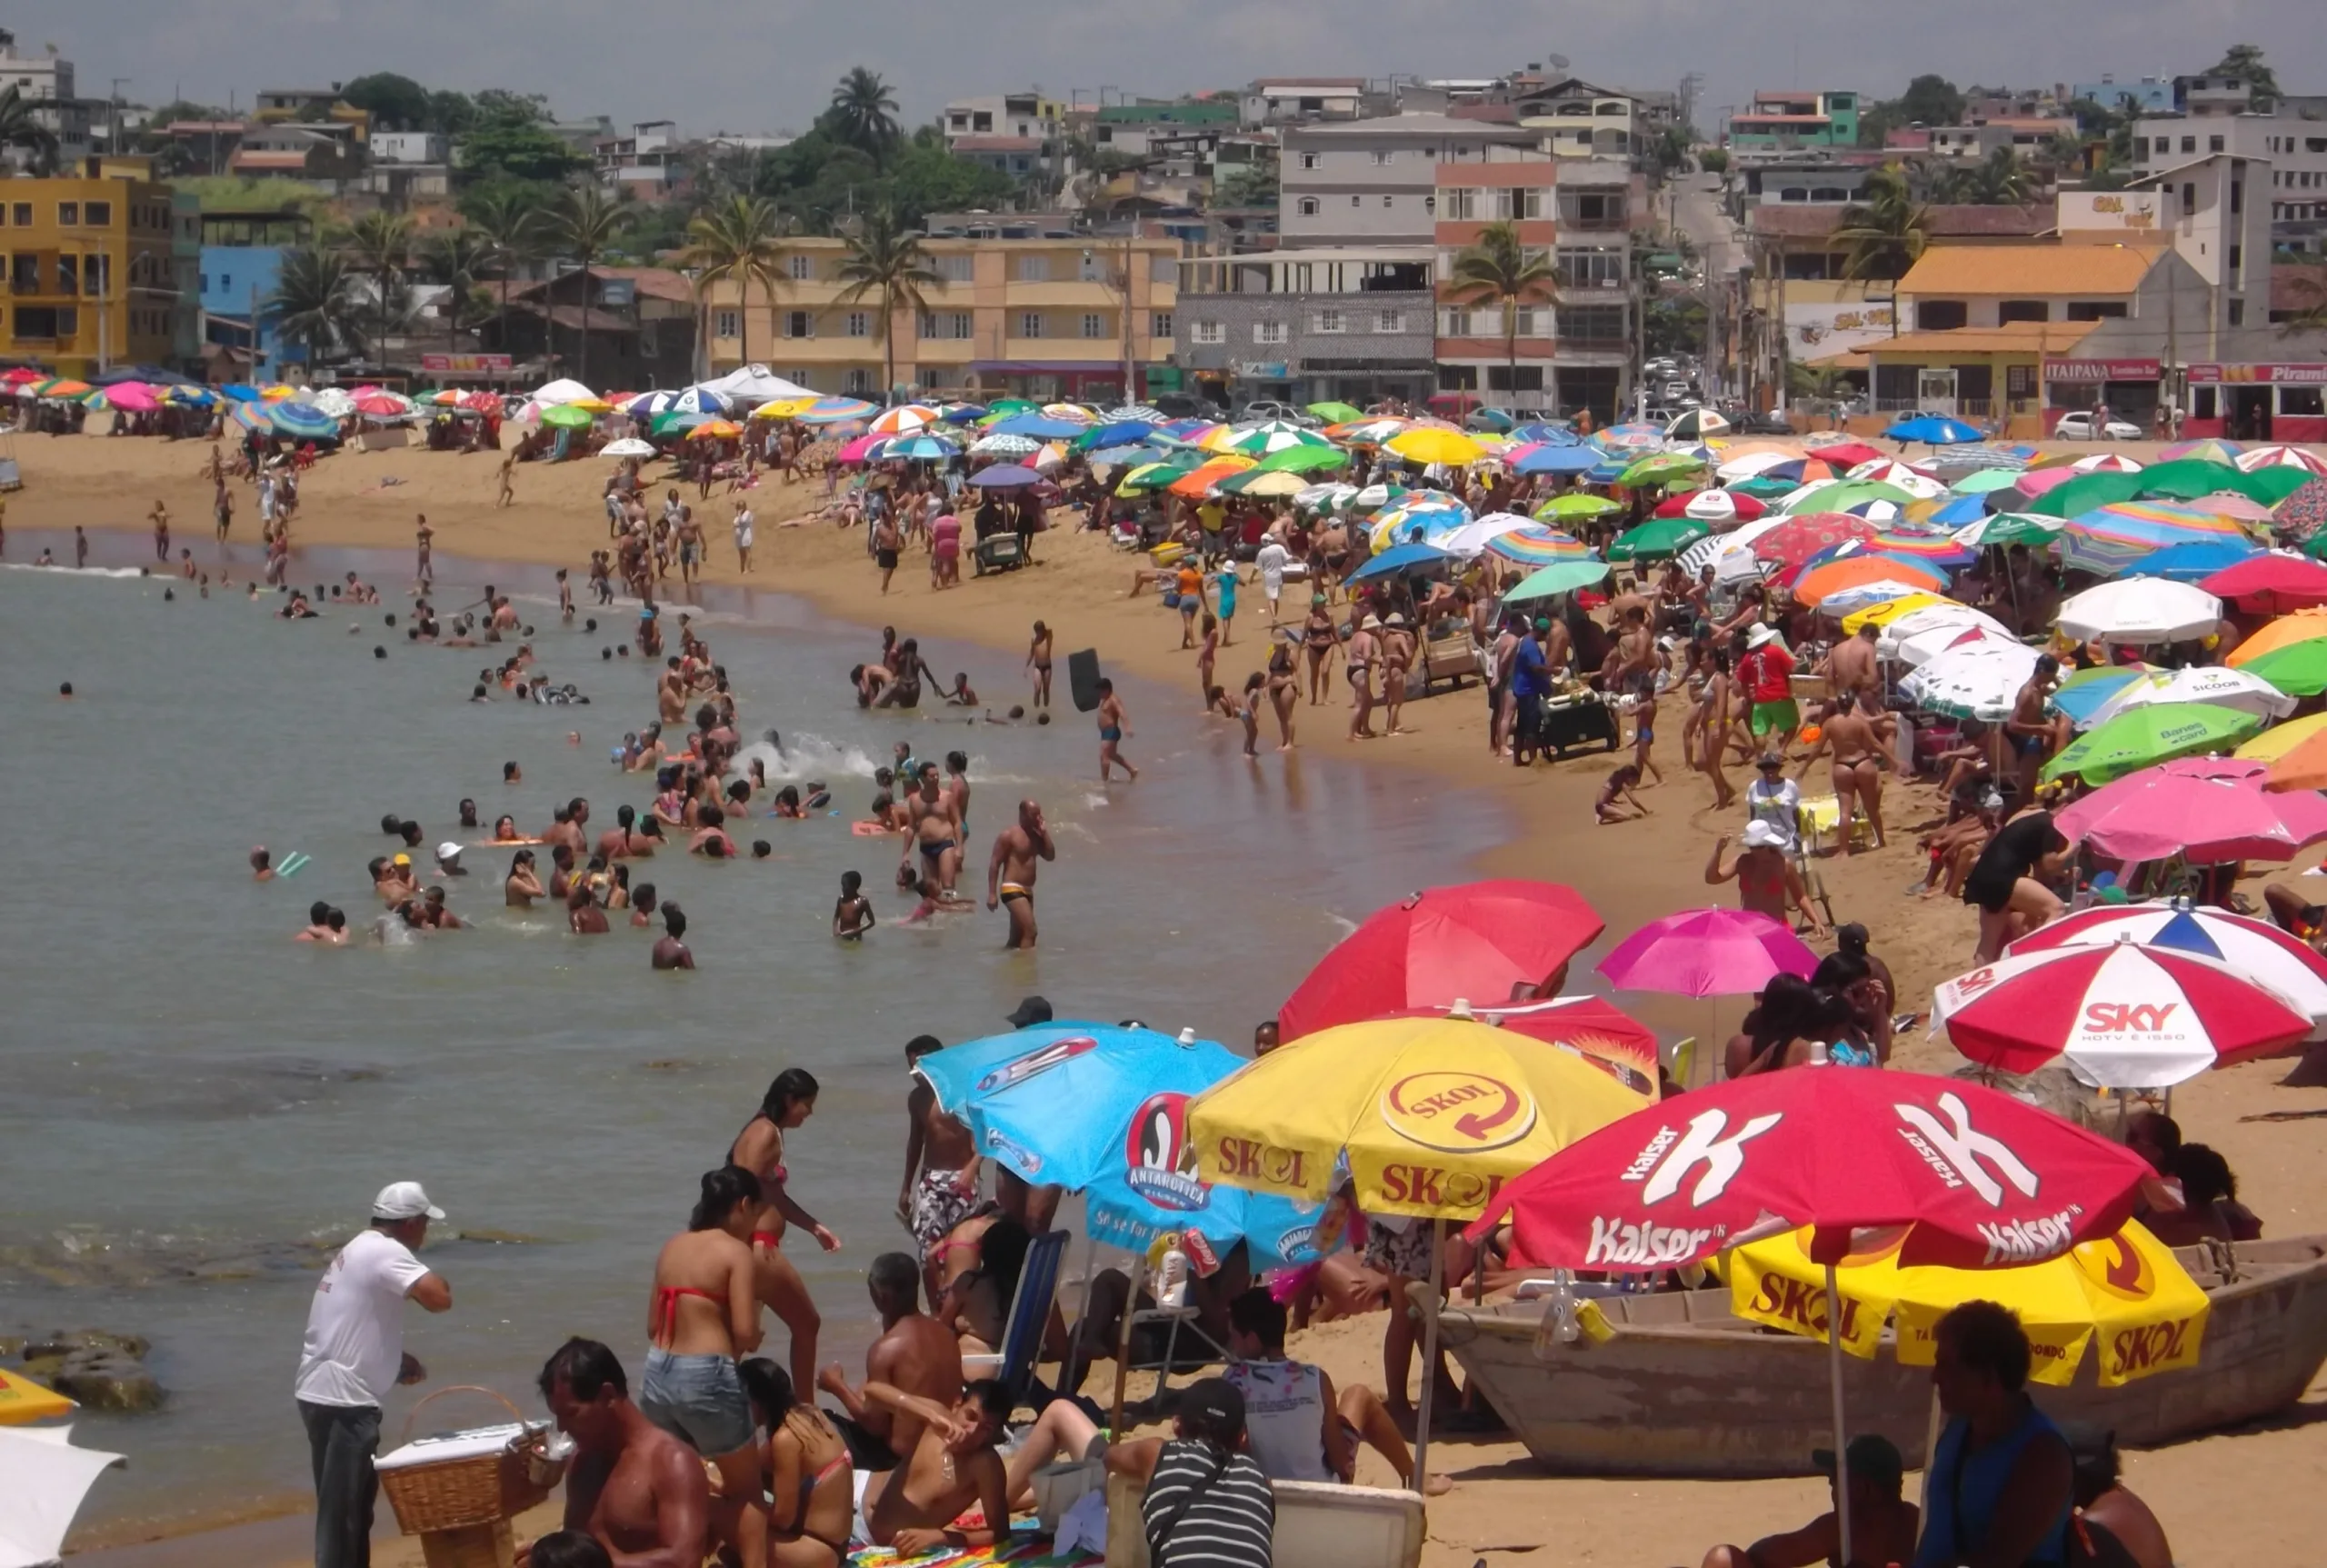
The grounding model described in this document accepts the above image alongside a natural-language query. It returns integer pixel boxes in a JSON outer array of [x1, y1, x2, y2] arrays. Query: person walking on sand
[[1026, 622, 1053, 710], [295, 1182, 454, 1568], [872, 510, 903, 595], [734, 502, 754, 574], [1096, 679, 1137, 782], [495, 448, 517, 509], [986, 798, 1056, 950]]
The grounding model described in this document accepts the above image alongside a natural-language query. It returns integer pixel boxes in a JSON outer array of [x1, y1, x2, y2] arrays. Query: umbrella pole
[[1411, 1224, 1445, 1495], [1826, 1262, 1853, 1564], [1109, 1253, 1146, 1436]]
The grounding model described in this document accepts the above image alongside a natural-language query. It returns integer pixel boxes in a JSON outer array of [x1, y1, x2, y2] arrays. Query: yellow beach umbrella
[[751, 396, 817, 420], [1839, 592, 1956, 634], [2237, 711, 2327, 762], [0, 1367, 74, 1424], [2226, 608, 2327, 669], [1186, 1014, 1649, 1221], [566, 396, 614, 414], [1385, 427, 1485, 468], [260, 384, 298, 401], [1730, 1220, 2207, 1388]]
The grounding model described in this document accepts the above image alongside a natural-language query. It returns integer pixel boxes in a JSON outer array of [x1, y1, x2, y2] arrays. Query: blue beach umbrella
[[1885, 414, 1983, 445], [2119, 538, 2262, 582], [1346, 542, 1454, 584], [1509, 423, 1583, 446], [1513, 444, 1603, 476], [989, 414, 1087, 440], [1925, 493, 1994, 527], [940, 403, 990, 424], [884, 434, 958, 463], [270, 400, 338, 439], [1074, 420, 1160, 452], [219, 383, 265, 402]]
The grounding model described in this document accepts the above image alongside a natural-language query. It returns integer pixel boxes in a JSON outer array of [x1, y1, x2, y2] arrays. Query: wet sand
[[30, 428, 2327, 1565]]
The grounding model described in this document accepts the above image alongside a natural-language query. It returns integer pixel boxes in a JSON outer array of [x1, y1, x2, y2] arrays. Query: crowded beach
[[10, 378, 2327, 1568]]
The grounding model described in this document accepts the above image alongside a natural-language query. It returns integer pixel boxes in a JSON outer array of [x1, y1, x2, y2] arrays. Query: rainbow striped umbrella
[[2161, 438, 2243, 465], [1484, 525, 1591, 567], [2061, 501, 2256, 576], [1870, 532, 1978, 568], [796, 396, 878, 424]]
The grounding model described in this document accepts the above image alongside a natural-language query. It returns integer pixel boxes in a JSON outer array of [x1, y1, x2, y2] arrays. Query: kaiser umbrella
[[1932, 941, 2312, 1086], [2042, 704, 2263, 786], [2010, 898, 2327, 1033]]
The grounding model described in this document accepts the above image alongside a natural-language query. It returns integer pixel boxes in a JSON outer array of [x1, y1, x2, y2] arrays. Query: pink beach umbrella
[[2052, 756, 2327, 865], [100, 381, 160, 413], [2011, 465, 2080, 498], [835, 432, 884, 464], [1596, 907, 1821, 999]]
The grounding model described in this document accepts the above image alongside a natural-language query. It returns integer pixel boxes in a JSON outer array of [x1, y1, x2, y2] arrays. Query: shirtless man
[[897, 1042, 982, 1295], [1822, 622, 1883, 712], [818, 1252, 968, 1471], [856, 1381, 1013, 1554], [568, 881, 611, 934], [943, 752, 972, 839], [414, 515, 433, 591], [651, 904, 694, 970], [1095, 680, 1137, 782], [2004, 654, 2069, 807], [985, 798, 1056, 951], [1025, 622, 1054, 710], [528, 1338, 708, 1568], [905, 767, 964, 898]]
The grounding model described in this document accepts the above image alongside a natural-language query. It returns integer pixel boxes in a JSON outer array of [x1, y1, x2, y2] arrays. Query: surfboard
[[1068, 648, 1104, 713]]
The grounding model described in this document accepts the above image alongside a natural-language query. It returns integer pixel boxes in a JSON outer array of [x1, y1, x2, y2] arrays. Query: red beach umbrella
[[1751, 512, 1883, 570], [1393, 994, 1662, 1096], [1277, 880, 1603, 1042], [2198, 553, 2327, 614]]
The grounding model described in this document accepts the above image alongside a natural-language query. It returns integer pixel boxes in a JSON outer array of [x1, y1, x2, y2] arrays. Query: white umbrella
[[530, 378, 596, 406], [1715, 448, 1803, 483], [970, 431, 1041, 456], [700, 364, 815, 403], [0, 1427, 126, 1568], [1434, 511, 1535, 557], [1295, 483, 1358, 514], [2008, 902, 2327, 1034], [308, 386, 356, 419], [2087, 664, 2296, 725], [1878, 604, 2013, 664], [1682, 517, 1788, 581], [1683, 488, 1747, 524], [2057, 578, 2223, 644], [602, 437, 655, 458], [1776, 477, 1843, 512], [1900, 638, 2041, 720]]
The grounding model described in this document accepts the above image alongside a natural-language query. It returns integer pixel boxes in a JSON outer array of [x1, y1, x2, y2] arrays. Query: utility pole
[[109, 77, 127, 155]]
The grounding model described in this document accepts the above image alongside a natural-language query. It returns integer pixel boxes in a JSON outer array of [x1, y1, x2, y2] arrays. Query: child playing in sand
[[1595, 764, 1650, 825]]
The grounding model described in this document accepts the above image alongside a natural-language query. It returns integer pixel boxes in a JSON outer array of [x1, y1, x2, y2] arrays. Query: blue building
[[198, 206, 310, 377]]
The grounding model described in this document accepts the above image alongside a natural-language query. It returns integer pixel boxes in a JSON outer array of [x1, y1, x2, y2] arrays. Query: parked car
[[1726, 409, 1797, 435], [2052, 411, 2144, 441], [1151, 393, 1228, 423], [1235, 400, 1313, 425]]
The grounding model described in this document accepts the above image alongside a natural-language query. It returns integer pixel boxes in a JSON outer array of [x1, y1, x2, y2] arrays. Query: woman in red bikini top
[[729, 1068, 843, 1400], [739, 1359, 854, 1568]]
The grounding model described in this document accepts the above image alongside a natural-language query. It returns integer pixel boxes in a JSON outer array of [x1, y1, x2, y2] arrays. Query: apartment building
[[596, 121, 684, 201], [700, 234, 1178, 404], [2131, 108, 2327, 253], [1513, 81, 1643, 160], [1175, 246, 1435, 410], [1240, 79, 1370, 129], [0, 29, 89, 165], [1280, 113, 1537, 248], [0, 160, 199, 374], [1728, 91, 1861, 151]]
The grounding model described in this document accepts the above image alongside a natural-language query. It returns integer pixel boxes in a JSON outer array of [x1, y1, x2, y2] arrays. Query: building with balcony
[[1174, 246, 1434, 410], [0, 160, 199, 375], [0, 29, 90, 166], [1514, 83, 1643, 161], [700, 233, 1179, 403], [483, 266, 698, 390], [228, 120, 367, 186], [944, 93, 1065, 148], [2130, 111, 2327, 254], [594, 121, 684, 201], [2072, 75, 2174, 115], [1728, 91, 1860, 151], [199, 205, 311, 379], [1281, 112, 1537, 248], [1240, 79, 1371, 129]]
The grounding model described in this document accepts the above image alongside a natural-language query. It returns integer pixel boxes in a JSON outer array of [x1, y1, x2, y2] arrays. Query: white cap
[[372, 1182, 445, 1222], [436, 842, 464, 862], [1742, 819, 1788, 851]]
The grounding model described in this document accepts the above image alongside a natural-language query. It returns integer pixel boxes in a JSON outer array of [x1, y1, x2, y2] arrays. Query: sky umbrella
[[2010, 899, 2327, 1034], [968, 463, 1042, 488], [1933, 942, 2312, 1086], [1604, 516, 1709, 562], [2042, 704, 2262, 785], [1884, 414, 1983, 444], [1385, 427, 1485, 467], [1276, 880, 1603, 1042], [1483, 525, 1591, 568]]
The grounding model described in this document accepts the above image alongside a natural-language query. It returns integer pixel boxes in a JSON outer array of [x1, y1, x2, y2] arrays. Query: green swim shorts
[[1750, 698, 1800, 737]]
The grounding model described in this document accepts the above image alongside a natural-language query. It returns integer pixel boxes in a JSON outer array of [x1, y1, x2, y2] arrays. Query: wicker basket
[[378, 1386, 557, 1535]]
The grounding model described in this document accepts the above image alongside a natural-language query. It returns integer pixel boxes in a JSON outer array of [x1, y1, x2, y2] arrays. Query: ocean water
[[0, 548, 1512, 1537]]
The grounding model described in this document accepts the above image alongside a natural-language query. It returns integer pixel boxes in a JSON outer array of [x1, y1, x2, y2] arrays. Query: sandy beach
[[26, 426, 2327, 1566]]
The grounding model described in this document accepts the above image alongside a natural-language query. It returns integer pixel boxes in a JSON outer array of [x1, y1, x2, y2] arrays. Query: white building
[[0, 28, 88, 163], [2132, 99, 2327, 254], [1240, 78, 1368, 129], [370, 131, 448, 165], [1279, 113, 1536, 248]]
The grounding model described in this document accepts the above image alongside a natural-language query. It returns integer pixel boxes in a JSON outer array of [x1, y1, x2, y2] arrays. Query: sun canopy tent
[[699, 365, 817, 404]]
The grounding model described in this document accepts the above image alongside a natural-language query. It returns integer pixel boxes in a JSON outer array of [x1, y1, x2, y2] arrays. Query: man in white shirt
[[295, 1182, 454, 1568], [1253, 536, 1293, 625]]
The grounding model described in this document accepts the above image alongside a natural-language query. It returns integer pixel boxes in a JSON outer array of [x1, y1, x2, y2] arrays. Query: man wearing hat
[[295, 1183, 454, 1568], [434, 842, 467, 878], [1698, 1433, 1917, 1568], [1737, 623, 1800, 755]]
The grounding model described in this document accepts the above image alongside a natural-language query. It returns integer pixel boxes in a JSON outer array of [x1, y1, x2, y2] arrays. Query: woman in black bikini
[[739, 1360, 854, 1568], [730, 1070, 842, 1399], [1303, 596, 1340, 704]]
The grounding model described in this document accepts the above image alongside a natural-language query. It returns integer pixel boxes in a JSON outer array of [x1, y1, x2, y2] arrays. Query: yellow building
[[1, 160, 199, 375], [700, 235, 1179, 403]]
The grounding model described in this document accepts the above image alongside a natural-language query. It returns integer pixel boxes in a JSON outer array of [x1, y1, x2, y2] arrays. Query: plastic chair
[[962, 1228, 1066, 1416]]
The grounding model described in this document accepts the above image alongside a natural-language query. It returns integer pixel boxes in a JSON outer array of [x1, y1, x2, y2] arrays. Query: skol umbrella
[[2010, 898, 2327, 1032], [1277, 881, 1604, 1042], [1731, 1220, 2207, 1388], [1933, 941, 2312, 1085], [1384, 427, 1484, 467], [0, 1367, 73, 1424], [2056, 577, 2225, 644], [2042, 704, 2263, 786]]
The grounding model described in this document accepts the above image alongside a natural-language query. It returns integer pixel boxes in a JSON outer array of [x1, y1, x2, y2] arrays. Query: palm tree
[[465, 186, 544, 341], [679, 195, 787, 374], [832, 207, 941, 402], [419, 229, 495, 355], [1833, 167, 1932, 335], [548, 185, 634, 385], [828, 67, 901, 167], [267, 244, 366, 366], [1445, 221, 1559, 408], [337, 211, 414, 365], [1966, 146, 2029, 205], [0, 84, 59, 173]]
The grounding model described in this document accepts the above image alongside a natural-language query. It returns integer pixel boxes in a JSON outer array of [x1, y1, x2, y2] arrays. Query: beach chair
[[963, 1228, 1067, 1415]]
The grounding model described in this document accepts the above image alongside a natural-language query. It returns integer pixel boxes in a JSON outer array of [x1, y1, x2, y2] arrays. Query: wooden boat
[[1426, 1234, 2327, 1478]]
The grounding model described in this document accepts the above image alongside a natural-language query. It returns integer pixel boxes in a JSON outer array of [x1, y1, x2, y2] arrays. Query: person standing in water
[[151, 501, 170, 562], [985, 798, 1055, 951], [1096, 680, 1136, 782], [1025, 622, 1054, 710], [729, 1070, 842, 1396]]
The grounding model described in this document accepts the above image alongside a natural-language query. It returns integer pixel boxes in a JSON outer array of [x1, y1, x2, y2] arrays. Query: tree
[[833, 207, 941, 400], [2206, 45, 2280, 110], [1643, 295, 1708, 360], [1695, 147, 1729, 175], [2281, 268, 2327, 337], [419, 229, 496, 353], [828, 67, 901, 167], [459, 117, 585, 185], [549, 185, 634, 384], [1968, 147, 2029, 205], [1214, 162, 1279, 208], [1857, 74, 1964, 149], [1833, 166, 1932, 309], [267, 244, 366, 365], [464, 185, 546, 334], [1446, 221, 1559, 404], [680, 195, 788, 372], [0, 84, 60, 174], [337, 210, 414, 357], [340, 73, 433, 132]]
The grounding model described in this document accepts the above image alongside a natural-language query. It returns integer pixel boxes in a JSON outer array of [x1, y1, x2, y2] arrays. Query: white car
[[2052, 411, 2144, 441]]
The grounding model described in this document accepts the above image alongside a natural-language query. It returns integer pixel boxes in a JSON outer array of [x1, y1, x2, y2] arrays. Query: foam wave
[[731, 734, 880, 783], [2, 563, 149, 578]]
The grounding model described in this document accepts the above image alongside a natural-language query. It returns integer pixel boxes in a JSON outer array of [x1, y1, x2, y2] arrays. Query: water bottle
[[1807, 1039, 1831, 1066], [1156, 1244, 1190, 1310]]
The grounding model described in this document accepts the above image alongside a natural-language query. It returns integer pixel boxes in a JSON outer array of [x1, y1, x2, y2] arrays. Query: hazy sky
[[10, 0, 2322, 137]]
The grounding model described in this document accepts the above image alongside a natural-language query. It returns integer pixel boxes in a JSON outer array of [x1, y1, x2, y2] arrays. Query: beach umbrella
[[1848, 455, 1942, 487], [1168, 454, 1258, 497], [600, 437, 655, 458], [2069, 452, 2147, 474], [94, 381, 160, 414], [2288, 482, 2327, 547], [1784, 480, 1918, 515], [2162, 437, 2244, 465], [2235, 639, 2327, 698], [351, 391, 414, 419], [1533, 492, 1623, 523], [1604, 516, 1709, 563], [1306, 400, 1364, 424], [268, 400, 338, 440], [2026, 470, 2146, 519], [2048, 756, 2327, 868], [1933, 942, 2311, 1086], [2240, 712, 2327, 763], [1350, 482, 1411, 513], [1294, 483, 1358, 514], [968, 463, 1042, 488], [1716, 447, 1808, 483], [984, 397, 1036, 417], [1511, 443, 1604, 476], [2056, 577, 2224, 643], [1616, 450, 1710, 488], [0, 1366, 73, 1424], [2134, 458, 2252, 504], [0, 1425, 128, 1565], [688, 417, 744, 441], [2232, 610, 2327, 671], [1949, 467, 2032, 495], [1793, 554, 1952, 607], [539, 403, 597, 430], [1214, 468, 1312, 499], [1593, 422, 1667, 453], [1899, 639, 2042, 721], [1865, 531, 1976, 567], [1482, 524, 1590, 568], [1805, 578, 1936, 616], [2085, 664, 2293, 726], [1330, 416, 1409, 446], [1750, 512, 1882, 570], [1503, 559, 1613, 601], [1596, 907, 1818, 1001], [1873, 601, 2010, 653], [529, 377, 596, 405], [868, 403, 940, 436], [1384, 427, 1484, 467], [988, 413, 1087, 440], [1071, 419, 1160, 453], [970, 431, 1042, 457], [797, 396, 878, 424], [2238, 444, 2327, 476], [1097, 404, 1163, 424], [1216, 421, 1328, 457], [1672, 488, 1766, 524], [1884, 414, 1983, 444], [1833, 587, 1952, 633], [883, 433, 955, 462], [1253, 444, 1349, 475], [227, 399, 269, 433], [1345, 542, 1454, 584], [161, 384, 218, 407], [834, 432, 883, 464], [2043, 704, 2262, 786], [1663, 407, 1731, 440], [2011, 899, 2327, 1032], [1952, 513, 2063, 551], [1038, 402, 1096, 424], [2111, 536, 2262, 583], [2047, 664, 2152, 728], [748, 395, 818, 420], [1114, 458, 1197, 495], [1276, 880, 1604, 1042], [1679, 516, 1783, 579], [1731, 1220, 2207, 1387]]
